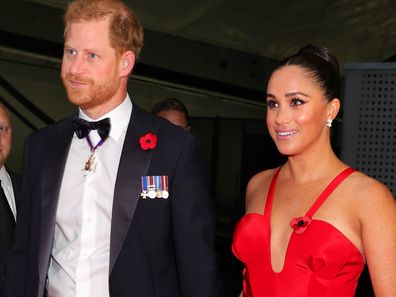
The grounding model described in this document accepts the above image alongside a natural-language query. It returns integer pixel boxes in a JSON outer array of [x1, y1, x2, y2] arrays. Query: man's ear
[[120, 51, 135, 77]]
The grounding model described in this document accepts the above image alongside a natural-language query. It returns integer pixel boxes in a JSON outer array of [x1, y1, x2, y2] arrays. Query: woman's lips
[[276, 129, 298, 137]]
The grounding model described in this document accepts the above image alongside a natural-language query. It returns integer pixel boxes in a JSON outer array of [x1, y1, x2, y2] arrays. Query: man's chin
[[66, 90, 90, 107], [69, 98, 94, 110], [67, 94, 106, 111]]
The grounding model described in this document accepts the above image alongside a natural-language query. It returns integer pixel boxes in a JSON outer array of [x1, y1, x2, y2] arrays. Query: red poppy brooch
[[139, 133, 158, 150], [290, 216, 312, 234]]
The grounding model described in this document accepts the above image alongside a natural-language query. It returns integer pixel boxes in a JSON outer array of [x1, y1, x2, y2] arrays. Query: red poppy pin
[[290, 216, 312, 234], [139, 133, 158, 150]]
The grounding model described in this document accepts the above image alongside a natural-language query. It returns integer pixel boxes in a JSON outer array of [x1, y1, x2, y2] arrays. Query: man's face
[[61, 19, 122, 113], [157, 109, 189, 130], [0, 106, 11, 167]]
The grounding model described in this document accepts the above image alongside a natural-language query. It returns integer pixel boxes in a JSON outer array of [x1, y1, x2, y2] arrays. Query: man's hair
[[0, 104, 11, 123], [152, 98, 190, 125], [64, 0, 144, 58]]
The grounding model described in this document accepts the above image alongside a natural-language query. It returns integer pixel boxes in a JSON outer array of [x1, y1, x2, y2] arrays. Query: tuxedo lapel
[[110, 106, 158, 273], [37, 117, 74, 289]]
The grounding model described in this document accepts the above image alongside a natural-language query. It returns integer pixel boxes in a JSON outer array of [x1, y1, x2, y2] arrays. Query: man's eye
[[65, 49, 76, 55], [0, 126, 9, 134], [89, 53, 98, 59]]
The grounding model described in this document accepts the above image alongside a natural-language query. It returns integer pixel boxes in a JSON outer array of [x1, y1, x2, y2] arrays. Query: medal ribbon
[[155, 176, 161, 192], [86, 135, 105, 152], [141, 176, 148, 192], [162, 175, 168, 192], [149, 176, 153, 189]]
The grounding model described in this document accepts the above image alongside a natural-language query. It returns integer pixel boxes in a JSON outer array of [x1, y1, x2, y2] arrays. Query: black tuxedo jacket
[[0, 168, 19, 290], [2, 104, 221, 297]]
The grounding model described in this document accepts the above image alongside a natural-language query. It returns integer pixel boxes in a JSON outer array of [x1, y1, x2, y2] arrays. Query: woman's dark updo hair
[[277, 44, 340, 101]]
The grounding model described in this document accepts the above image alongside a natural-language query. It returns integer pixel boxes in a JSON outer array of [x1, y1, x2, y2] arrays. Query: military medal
[[82, 134, 105, 173], [161, 175, 169, 199], [141, 176, 148, 199], [148, 186, 156, 199], [155, 176, 162, 198], [83, 151, 96, 172], [141, 191, 148, 199], [147, 176, 156, 199], [141, 175, 169, 199]]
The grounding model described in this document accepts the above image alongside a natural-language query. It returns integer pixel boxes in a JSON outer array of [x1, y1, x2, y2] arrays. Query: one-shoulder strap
[[263, 167, 282, 220], [305, 167, 356, 218]]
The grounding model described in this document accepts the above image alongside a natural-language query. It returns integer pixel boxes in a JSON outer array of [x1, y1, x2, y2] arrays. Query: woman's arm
[[359, 179, 396, 296]]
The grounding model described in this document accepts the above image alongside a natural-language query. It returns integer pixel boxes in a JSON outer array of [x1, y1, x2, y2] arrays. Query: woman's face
[[266, 65, 337, 156]]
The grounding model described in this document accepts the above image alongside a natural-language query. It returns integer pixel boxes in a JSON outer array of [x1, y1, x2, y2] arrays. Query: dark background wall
[[1, 1, 393, 296]]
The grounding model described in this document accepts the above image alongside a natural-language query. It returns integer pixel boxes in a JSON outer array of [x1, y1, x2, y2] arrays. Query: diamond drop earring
[[326, 119, 332, 128]]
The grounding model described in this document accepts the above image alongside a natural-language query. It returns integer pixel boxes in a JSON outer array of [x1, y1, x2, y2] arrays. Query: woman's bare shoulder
[[245, 168, 278, 205], [345, 170, 395, 210], [347, 172, 396, 295], [247, 168, 277, 191]]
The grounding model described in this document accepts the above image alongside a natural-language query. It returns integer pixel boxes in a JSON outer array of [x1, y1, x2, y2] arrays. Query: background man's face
[[157, 109, 189, 130], [0, 106, 11, 167]]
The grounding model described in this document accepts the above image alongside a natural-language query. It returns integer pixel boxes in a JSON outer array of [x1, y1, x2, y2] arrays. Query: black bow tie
[[73, 116, 111, 141]]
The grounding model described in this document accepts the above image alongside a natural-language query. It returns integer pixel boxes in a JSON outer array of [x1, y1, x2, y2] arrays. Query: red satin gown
[[232, 167, 365, 297]]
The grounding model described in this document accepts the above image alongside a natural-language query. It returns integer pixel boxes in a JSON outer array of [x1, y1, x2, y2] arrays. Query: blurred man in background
[[0, 103, 18, 290], [152, 98, 191, 131]]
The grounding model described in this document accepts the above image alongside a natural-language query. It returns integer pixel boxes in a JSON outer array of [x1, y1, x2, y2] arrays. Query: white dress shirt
[[47, 96, 132, 297], [0, 165, 17, 220]]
